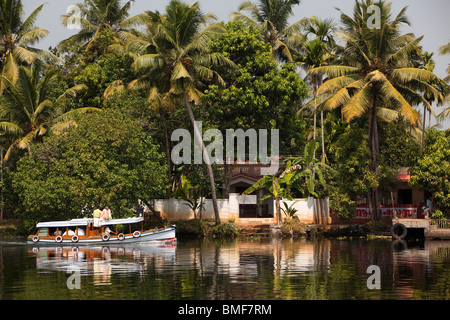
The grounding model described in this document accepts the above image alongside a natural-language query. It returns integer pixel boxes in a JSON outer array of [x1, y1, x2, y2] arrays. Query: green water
[[0, 238, 449, 300]]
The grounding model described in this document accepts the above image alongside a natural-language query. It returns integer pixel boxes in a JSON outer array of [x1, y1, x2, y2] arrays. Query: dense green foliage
[[11, 109, 168, 228], [410, 130, 450, 215], [0, 0, 449, 227], [202, 21, 308, 154]]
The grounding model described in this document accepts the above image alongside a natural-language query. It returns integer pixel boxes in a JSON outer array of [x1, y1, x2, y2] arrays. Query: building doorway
[[398, 189, 413, 205]]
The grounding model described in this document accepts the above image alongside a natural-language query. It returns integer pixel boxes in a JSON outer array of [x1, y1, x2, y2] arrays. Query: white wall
[[280, 197, 315, 224], [152, 194, 316, 224]]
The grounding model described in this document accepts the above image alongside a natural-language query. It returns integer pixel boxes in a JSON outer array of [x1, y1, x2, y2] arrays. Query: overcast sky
[[23, 0, 450, 128]]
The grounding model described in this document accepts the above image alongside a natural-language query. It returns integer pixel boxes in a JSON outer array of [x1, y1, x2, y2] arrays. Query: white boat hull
[[28, 227, 176, 245]]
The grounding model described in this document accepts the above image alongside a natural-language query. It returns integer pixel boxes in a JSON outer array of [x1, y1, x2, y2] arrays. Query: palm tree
[[231, 0, 306, 62], [0, 62, 98, 162], [0, 0, 52, 90], [296, 17, 336, 162], [243, 140, 333, 224], [308, 0, 444, 220], [131, 0, 236, 225], [60, 0, 137, 51]]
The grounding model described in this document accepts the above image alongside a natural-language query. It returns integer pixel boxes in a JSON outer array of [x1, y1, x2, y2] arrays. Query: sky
[[23, 0, 450, 128]]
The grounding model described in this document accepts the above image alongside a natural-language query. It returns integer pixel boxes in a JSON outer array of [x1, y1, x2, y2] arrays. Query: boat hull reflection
[[29, 242, 176, 285]]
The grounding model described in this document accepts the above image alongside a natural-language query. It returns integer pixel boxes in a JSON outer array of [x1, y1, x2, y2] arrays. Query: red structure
[[332, 167, 429, 224]]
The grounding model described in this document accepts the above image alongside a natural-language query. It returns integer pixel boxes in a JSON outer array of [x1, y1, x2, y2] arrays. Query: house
[[153, 163, 326, 225], [349, 167, 428, 223]]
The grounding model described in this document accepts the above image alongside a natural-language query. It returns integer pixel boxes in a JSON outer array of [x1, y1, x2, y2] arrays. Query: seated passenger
[[63, 229, 76, 236], [104, 226, 115, 235], [78, 228, 86, 236]]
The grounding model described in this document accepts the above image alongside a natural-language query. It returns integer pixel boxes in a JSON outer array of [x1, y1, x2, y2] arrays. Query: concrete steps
[[237, 224, 271, 237]]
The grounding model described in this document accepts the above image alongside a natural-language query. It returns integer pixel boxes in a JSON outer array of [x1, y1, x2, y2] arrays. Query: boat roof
[[36, 217, 144, 228]]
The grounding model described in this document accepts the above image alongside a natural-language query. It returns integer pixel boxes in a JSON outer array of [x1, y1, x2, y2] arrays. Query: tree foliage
[[202, 21, 308, 155], [410, 130, 450, 216], [11, 109, 168, 226]]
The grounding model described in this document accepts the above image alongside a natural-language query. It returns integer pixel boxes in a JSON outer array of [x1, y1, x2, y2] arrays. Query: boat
[[27, 216, 176, 245]]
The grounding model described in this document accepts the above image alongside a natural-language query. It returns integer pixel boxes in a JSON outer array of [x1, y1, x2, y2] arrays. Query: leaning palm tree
[[0, 0, 52, 90], [308, 0, 444, 220], [0, 63, 98, 162], [131, 0, 236, 225], [60, 0, 138, 51], [231, 0, 306, 62]]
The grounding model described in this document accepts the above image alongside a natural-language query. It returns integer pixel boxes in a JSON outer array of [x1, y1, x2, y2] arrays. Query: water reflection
[[29, 243, 176, 286], [7, 239, 450, 299]]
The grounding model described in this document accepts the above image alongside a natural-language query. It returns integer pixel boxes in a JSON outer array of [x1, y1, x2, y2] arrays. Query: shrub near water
[[281, 219, 308, 238], [211, 222, 238, 239], [173, 220, 238, 239]]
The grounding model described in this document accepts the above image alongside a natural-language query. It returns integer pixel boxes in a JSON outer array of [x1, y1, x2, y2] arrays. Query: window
[[38, 228, 48, 237], [398, 189, 412, 205], [77, 227, 86, 236]]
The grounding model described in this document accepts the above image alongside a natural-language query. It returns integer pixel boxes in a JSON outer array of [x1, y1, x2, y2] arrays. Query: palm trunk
[[422, 105, 426, 153], [162, 120, 172, 196], [321, 108, 325, 163], [276, 196, 281, 225], [318, 80, 325, 164], [428, 109, 431, 130], [368, 89, 381, 221], [313, 91, 317, 160], [183, 95, 221, 225]]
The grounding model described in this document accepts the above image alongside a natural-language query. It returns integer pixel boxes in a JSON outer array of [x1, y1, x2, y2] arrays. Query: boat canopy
[[36, 217, 144, 228]]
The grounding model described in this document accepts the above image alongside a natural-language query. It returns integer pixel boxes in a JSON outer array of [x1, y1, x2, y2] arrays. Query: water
[[0, 238, 449, 300]]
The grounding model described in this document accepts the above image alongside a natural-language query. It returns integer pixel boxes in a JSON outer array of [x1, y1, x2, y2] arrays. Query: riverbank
[[0, 218, 392, 241], [173, 219, 391, 240], [0, 219, 21, 240]]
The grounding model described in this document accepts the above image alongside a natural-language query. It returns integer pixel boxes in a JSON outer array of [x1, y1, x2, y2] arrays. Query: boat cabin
[[29, 217, 144, 243]]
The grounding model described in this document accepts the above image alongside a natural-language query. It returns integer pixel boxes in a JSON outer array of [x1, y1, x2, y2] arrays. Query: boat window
[[38, 228, 48, 237], [49, 227, 62, 236], [77, 227, 86, 236], [63, 227, 76, 236]]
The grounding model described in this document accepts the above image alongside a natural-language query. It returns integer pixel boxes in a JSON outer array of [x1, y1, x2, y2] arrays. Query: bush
[[431, 210, 446, 220], [171, 220, 238, 239], [281, 219, 307, 238], [210, 222, 238, 239], [172, 220, 212, 239]]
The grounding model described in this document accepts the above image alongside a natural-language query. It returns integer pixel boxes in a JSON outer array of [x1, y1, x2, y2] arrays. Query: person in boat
[[101, 206, 112, 221], [63, 228, 76, 236], [104, 226, 116, 236], [93, 206, 102, 227]]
